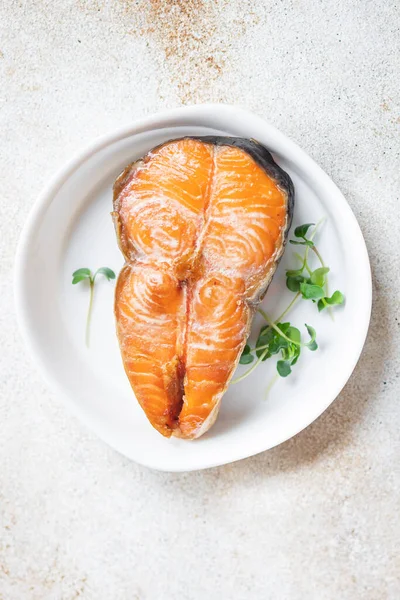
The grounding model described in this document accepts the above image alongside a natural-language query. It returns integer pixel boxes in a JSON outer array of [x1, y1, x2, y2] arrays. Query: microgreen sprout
[[233, 220, 344, 386], [287, 221, 344, 312], [233, 317, 317, 383], [72, 267, 116, 347]]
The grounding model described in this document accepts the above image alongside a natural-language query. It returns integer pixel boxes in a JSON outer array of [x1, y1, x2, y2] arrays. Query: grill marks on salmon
[[113, 137, 294, 439]]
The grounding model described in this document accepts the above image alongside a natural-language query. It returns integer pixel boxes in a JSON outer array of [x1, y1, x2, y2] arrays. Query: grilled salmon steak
[[113, 137, 294, 439]]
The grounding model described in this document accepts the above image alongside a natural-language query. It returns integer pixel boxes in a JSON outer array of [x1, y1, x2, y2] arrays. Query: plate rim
[[14, 103, 372, 471]]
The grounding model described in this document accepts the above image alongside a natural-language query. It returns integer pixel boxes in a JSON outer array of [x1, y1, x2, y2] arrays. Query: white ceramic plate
[[15, 104, 371, 472]]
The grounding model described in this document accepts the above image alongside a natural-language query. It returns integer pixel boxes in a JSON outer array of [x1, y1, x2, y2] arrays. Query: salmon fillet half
[[113, 137, 294, 439]]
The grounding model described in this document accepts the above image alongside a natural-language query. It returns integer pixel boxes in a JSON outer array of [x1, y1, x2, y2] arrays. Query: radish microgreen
[[234, 318, 317, 382], [72, 267, 116, 347], [234, 221, 344, 384], [286, 222, 344, 311]]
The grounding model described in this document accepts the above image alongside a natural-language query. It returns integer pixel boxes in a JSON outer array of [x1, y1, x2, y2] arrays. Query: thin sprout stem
[[308, 219, 326, 275], [302, 219, 322, 272], [231, 347, 270, 384], [291, 220, 324, 277], [249, 343, 269, 352], [294, 251, 312, 275], [311, 245, 325, 268], [85, 279, 94, 347], [310, 234, 334, 320], [258, 309, 301, 346], [310, 218, 325, 239], [249, 294, 300, 352], [253, 293, 301, 349], [304, 261, 312, 275], [265, 373, 279, 399], [258, 308, 315, 348], [312, 246, 334, 321], [276, 292, 301, 322], [297, 219, 333, 319], [312, 243, 330, 296]]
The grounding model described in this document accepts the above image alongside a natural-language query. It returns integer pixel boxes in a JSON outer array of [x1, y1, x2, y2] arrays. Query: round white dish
[[14, 104, 371, 472]]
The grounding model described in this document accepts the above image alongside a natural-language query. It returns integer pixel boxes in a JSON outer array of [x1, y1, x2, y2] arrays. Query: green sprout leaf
[[239, 344, 255, 364], [277, 360, 292, 377], [72, 268, 92, 285], [277, 322, 291, 335], [300, 282, 325, 300], [325, 290, 345, 306], [239, 353, 254, 365], [286, 326, 301, 345], [255, 326, 274, 360], [310, 267, 330, 287], [286, 275, 305, 292], [318, 290, 345, 312], [289, 239, 314, 247], [294, 223, 315, 238], [95, 267, 116, 281], [268, 336, 288, 355], [290, 352, 300, 366], [286, 267, 304, 277], [304, 324, 318, 351]]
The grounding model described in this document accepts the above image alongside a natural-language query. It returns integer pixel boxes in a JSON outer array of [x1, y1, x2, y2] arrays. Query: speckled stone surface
[[1, 1, 399, 598]]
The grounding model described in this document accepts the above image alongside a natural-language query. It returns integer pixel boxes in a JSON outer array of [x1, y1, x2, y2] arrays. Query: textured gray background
[[1, 1, 399, 599]]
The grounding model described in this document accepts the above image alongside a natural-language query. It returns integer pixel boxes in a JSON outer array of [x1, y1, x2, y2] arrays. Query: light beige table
[[0, 1, 399, 598]]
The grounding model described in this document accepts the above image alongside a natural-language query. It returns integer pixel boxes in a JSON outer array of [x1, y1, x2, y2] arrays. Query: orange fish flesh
[[113, 137, 294, 439]]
